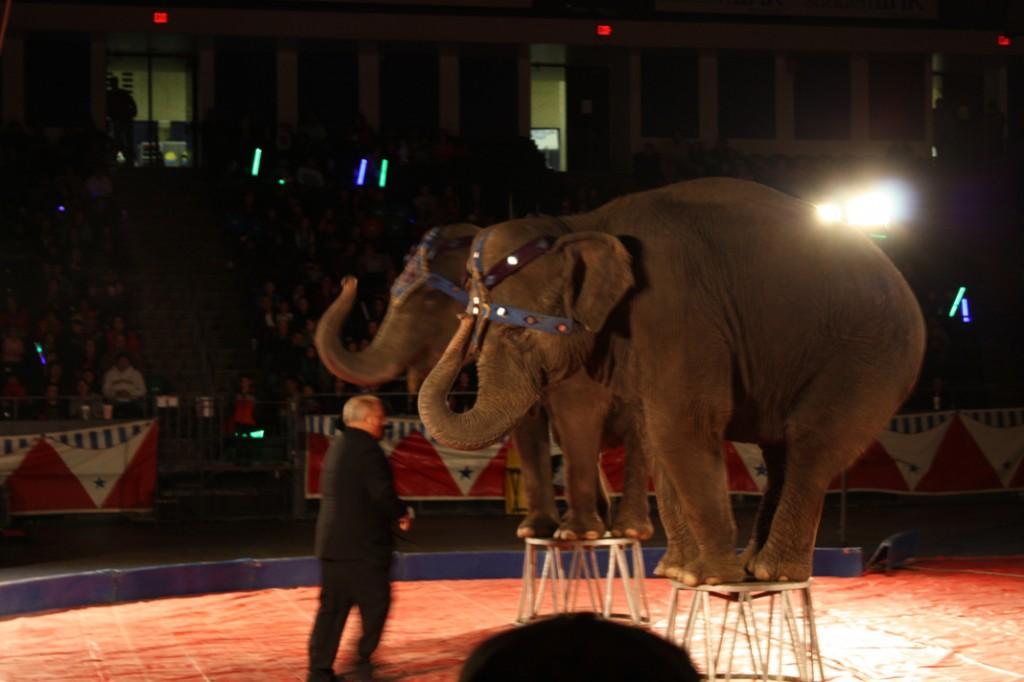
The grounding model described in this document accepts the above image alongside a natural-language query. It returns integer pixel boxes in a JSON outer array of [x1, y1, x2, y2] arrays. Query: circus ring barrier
[[305, 407, 1024, 502], [2, 406, 1022, 618]]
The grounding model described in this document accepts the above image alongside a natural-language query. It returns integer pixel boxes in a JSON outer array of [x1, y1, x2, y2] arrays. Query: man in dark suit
[[308, 395, 412, 682]]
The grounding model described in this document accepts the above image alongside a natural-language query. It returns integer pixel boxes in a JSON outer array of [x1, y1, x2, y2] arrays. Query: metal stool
[[665, 580, 824, 681], [516, 537, 650, 625]]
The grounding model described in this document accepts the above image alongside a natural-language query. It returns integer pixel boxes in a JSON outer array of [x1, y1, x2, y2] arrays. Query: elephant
[[313, 223, 653, 540], [418, 177, 926, 586]]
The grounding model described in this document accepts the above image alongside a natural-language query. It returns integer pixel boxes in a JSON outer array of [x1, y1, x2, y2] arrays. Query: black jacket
[[314, 427, 406, 563]]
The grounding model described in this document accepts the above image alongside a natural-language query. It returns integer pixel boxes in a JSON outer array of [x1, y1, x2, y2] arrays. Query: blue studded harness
[[390, 227, 475, 305], [466, 231, 575, 350]]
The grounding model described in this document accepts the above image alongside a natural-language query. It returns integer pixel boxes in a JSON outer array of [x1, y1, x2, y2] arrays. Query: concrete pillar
[[775, 53, 794, 144], [1, 33, 25, 124], [90, 33, 107, 130], [196, 39, 215, 167], [924, 56, 934, 153], [276, 40, 298, 130], [608, 49, 632, 174], [358, 42, 380, 133], [439, 44, 460, 135], [197, 38, 215, 121], [851, 54, 869, 141], [517, 44, 531, 138], [629, 49, 641, 151], [698, 50, 718, 146], [985, 62, 1009, 118]]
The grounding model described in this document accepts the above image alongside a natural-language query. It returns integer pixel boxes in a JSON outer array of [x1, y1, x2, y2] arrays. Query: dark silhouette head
[[459, 613, 699, 682]]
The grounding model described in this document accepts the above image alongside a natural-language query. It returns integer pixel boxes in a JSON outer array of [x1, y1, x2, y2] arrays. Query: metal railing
[[0, 394, 153, 422]]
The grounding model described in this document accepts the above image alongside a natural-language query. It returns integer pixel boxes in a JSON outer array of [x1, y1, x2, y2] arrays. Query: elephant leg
[[746, 428, 840, 582], [648, 410, 743, 586], [512, 408, 560, 539], [651, 465, 700, 578], [611, 425, 653, 540], [738, 443, 785, 575], [547, 379, 612, 541], [749, 370, 902, 582]]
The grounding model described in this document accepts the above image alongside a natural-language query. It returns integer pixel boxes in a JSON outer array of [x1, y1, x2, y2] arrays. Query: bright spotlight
[[816, 203, 842, 224], [814, 180, 914, 231], [845, 191, 894, 228]]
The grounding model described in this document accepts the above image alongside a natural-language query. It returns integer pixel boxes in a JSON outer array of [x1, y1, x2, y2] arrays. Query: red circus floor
[[1, 557, 1023, 681]]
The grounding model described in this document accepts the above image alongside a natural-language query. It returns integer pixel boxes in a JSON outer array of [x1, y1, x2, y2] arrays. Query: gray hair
[[342, 395, 383, 426]]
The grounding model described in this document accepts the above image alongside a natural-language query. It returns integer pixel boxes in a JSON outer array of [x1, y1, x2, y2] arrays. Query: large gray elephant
[[418, 177, 926, 585], [313, 224, 653, 540]]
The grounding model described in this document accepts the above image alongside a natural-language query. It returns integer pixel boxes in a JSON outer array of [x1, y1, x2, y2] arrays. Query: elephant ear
[[553, 231, 634, 333]]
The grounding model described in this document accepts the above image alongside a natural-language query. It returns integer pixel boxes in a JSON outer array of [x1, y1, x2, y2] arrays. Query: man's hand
[[398, 515, 413, 532]]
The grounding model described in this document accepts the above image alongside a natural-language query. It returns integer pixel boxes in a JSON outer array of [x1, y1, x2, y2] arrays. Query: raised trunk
[[418, 317, 540, 450], [313, 281, 417, 387]]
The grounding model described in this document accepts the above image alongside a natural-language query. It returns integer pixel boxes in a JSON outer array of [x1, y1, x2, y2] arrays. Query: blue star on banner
[[458, 466, 473, 480], [94, 478, 106, 488], [754, 464, 767, 477]]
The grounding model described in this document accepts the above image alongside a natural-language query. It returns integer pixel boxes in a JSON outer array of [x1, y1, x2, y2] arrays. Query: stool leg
[[614, 545, 641, 623], [551, 547, 565, 613], [802, 587, 824, 682], [719, 597, 737, 682], [781, 591, 808, 681], [517, 544, 534, 623], [682, 589, 700, 651], [737, 594, 763, 679], [567, 546, 581, 612], [701, 591, 716, 682], [631, 540, 651, 622], [603, 547, 618, 618], [767, 593, 780, 681], [535, 548, 552, 615], [665, 586, 680, 641], [585, 548, 601, 612]]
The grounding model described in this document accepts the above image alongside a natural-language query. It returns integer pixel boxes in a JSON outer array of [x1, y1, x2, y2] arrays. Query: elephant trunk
[[313, 282, 413, 387], [418, 317, 539, 451]]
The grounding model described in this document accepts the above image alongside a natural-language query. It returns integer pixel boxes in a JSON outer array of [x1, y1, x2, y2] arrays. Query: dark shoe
[[349, 659, 374, 680], [306, 670, 339, 682]]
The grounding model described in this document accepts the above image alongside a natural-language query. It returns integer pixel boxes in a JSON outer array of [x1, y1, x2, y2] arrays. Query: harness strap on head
[[479, 236, 554, 289], [467, 231, 574, 338], [391, 228, 474, 304]]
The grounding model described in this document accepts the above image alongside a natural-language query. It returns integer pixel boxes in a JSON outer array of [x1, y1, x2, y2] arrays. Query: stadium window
[[718, 51, 775, 140], [640, 50, 699, 139], [793, 54, 851, 140], [869, 56, 926, 141]]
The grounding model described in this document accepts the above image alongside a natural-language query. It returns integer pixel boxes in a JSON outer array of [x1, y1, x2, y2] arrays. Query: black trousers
[[307, 558, 392, 682]]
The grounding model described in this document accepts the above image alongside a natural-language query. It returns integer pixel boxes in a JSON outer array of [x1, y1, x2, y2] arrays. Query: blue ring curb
[[0, 546, 861, 618]]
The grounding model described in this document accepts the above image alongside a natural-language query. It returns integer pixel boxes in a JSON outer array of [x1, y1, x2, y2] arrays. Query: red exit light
[[153, 11, 168, 24], [997, 34, 1012, 46], [596, 24, 613, 37]]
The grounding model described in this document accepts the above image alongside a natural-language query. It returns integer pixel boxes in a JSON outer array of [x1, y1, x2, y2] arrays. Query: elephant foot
[[653, 544, 687, 578], [747, 547, 812, 583], [610, 510, 654, 541], [554, 511, 606, 541], [663, 554, 745, 587], [610, 516, 651, 536], [516, 510, 560, 539], [738, 539, 758, 574]]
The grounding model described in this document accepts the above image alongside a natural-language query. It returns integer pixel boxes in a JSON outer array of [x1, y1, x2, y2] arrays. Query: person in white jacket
[[102, 353, 146, 418]]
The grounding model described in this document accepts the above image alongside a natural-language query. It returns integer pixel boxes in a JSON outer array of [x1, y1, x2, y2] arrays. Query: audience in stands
[[0, 124, 144, 421], [69, 377, 105, 420], [102, 353, 147, 418], [0, 106, 1016, 423]]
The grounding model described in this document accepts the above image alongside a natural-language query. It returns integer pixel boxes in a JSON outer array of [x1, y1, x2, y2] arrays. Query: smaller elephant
[[314, 224, 652, 541]]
